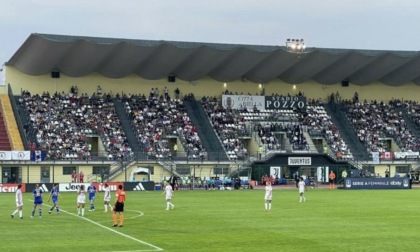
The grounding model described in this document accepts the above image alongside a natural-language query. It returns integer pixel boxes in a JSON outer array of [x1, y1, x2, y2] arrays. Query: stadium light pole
[[286, 39, 306, 53]]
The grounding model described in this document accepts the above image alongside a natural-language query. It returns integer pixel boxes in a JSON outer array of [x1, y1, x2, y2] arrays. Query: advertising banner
[[344, 178, 411, 190], [124, 181, 155, 191], [25, 183, 52, 193], [394, 152, 419, 160], [92, 182, 123, 192], [58, 183, 90, 192], [0, 183, 26, 193]]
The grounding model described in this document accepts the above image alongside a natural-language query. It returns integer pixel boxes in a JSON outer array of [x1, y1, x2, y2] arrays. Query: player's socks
[[268, 203, 271, 210], [104, 204, 107, 212], [56, 207, 60, 213], [19, 210, 22, 218], [119, 215, 124, 226], [12, 210, 18, 216], [265, 203, 268, 210], [112, 213, 117, 224], [81, 208, 85, 216], [32, 210, 35, 216], [39, 209, 42, 216]]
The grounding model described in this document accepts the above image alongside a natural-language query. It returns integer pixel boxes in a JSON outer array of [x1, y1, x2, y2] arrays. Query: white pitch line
[[95, 210, 144, 224], [27, 200, 164, 251]]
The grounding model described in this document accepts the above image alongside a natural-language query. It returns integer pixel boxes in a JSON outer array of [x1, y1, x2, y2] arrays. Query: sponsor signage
[[288, 157, 311, 166], [1, 182, 156, 193], [26, 183, 51, 193], [344, 178, 411, 190], [95, 182, 123, 192], [0, 183, 26, 193], [394, 152, 419, 160], [124, 182, 155, 191], [59, 183, 90, 192]]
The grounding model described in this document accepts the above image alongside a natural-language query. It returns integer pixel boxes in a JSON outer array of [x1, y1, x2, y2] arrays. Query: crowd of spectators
[[254, 122, 282, 150], [201, 96, 248, 160], [20, 89, 131, 161], [22, 85, 420, 163], [299, 99, 352, 159], [123, 88, 206, 160], [342, 98, 420, 152]]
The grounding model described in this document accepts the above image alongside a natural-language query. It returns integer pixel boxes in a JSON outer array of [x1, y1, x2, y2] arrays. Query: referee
[[112, 185, 126, 227]]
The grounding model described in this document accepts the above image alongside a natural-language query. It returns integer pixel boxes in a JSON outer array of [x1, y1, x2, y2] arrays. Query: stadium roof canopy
[[6, 33, 420, 85]]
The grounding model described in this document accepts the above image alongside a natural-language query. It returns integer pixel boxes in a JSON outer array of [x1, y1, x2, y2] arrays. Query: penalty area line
[[60, 208, 164, 252], [27, 200, 164, 251]]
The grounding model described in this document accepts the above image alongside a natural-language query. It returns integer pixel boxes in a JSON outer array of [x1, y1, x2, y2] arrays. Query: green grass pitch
[[1, 188, 419, 252]]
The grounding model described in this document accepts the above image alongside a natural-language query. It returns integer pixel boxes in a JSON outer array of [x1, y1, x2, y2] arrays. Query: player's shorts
[[104, 196, 111, 202], [52, 198, 58, 204], [166, 195, 172, 200], [34, 200, 43, 205], [89, 195, 95, 201], [329, 179, 334, 183], [265, 196, 272, 201], [114, 202, 124, 212], [299, 189, 305, 194], [16, 201, 23, 207], [77, 196, 86, 204]]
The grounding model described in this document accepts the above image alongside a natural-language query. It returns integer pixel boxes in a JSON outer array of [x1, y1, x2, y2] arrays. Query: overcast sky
[[2, 0, 420, 68]]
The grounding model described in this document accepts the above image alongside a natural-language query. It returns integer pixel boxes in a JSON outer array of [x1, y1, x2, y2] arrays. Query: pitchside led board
[[344, 178, 411, 190], [222, 95, 307, 111]]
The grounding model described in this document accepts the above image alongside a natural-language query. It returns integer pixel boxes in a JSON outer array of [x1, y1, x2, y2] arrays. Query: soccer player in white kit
[[11, 184, 23, 219], [162, 181, 175, 210], [103, 183, 112, 212], [77, 185, 86, 216], [264, 181, 272, 211], [298, 177, 306, 202]]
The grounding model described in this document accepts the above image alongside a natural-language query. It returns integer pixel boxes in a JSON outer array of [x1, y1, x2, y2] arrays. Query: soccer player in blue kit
[[31, 184, 43, 218], [48, 183, 62, 214], [87, 182, 98, 211]]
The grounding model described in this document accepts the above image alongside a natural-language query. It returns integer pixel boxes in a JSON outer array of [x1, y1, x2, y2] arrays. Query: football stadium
[[1, 33, 420, 251]]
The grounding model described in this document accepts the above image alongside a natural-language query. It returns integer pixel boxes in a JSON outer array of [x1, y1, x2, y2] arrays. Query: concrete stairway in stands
[[0, 94, 24, 150]]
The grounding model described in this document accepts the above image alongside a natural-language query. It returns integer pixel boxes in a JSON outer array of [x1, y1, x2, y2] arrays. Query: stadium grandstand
[[1, 33, 420, 189]]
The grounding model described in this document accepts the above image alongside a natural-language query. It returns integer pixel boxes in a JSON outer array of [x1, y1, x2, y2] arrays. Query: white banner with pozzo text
[[11, 151, 31, 160]]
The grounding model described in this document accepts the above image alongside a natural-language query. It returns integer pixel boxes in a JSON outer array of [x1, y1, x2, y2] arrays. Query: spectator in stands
[[79, 171, 84, 183], [329, 171, 336, 189], [72, 170, 77, 183], [97, 85, 102, 96], [175, 88, 180, 99]]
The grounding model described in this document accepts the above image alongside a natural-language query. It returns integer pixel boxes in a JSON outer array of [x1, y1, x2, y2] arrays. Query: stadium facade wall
[[5, 66, 420, 102], [1, 162, 235, 184]]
